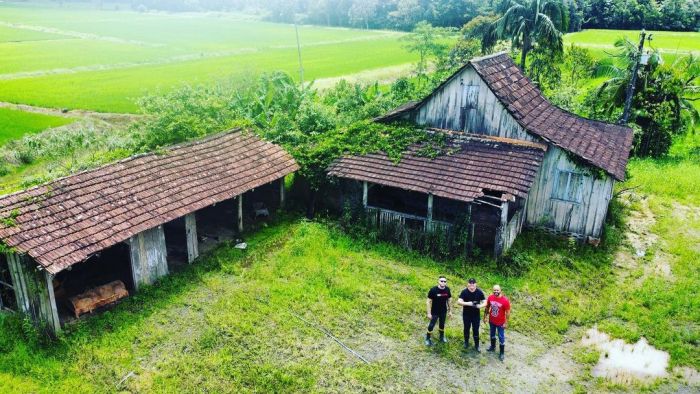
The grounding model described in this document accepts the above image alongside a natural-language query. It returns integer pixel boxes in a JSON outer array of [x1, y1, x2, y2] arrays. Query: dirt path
[[0, 21, 163, 47], [0, 101, 142, 123], [312, 63, 415, 89], [348, 329, 582, 393]]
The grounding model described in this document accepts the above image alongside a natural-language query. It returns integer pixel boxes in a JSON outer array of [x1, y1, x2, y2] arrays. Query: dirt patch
[[353, 328, 579, 393]]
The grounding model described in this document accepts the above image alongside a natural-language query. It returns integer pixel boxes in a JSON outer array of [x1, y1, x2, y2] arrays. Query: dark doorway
[[196, 196, 238, 254], [53, 242, 132, 323], [163, 216, 188, 270]]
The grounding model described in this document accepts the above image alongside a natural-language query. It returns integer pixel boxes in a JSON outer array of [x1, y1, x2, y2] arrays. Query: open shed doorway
[[0, 254, 17, 312], [163, 216, 188, 271], [196, 196, 238, 254], [53, 242, 133, 324], [243, 181, 281, 228]]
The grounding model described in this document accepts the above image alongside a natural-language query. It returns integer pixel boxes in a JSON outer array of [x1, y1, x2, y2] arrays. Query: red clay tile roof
[[377, 53, 633, 181], [327, 132, 546, 203], [470, 53, 632, 180], [0, 129, 298, 274]]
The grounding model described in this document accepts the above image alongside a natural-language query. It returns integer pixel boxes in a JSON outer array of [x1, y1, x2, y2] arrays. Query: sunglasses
[[439, 280, 447, 283]]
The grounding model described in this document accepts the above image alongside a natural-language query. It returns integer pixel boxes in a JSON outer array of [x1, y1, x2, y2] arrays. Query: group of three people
[[425, 276, 510, 361]]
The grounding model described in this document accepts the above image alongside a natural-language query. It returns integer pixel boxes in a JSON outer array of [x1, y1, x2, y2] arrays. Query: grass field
[[564, 29, 700, 64], [0, 108, 73, 145], [0, 3, 414, 114]]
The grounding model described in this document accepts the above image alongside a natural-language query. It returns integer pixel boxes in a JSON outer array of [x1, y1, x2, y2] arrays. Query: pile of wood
[[68, 280, 129, 318]]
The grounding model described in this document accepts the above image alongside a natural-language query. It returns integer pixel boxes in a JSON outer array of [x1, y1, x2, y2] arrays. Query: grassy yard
[[0, 107, 73, 145]]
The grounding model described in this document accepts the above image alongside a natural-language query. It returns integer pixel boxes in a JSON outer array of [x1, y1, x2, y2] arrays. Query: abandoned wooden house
[[328, 52, 633, 256], [0, 129, 298, 334]]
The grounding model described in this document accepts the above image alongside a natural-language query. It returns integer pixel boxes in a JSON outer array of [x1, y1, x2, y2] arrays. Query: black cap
[[468, 278, 477, 284]]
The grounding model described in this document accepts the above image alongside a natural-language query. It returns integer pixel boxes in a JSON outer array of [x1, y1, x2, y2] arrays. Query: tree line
[[103, 0, 699, 31]]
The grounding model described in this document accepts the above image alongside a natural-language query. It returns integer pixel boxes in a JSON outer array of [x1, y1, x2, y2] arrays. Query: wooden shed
[[0, 129, 298, 334], [328, 131, 546, 255]]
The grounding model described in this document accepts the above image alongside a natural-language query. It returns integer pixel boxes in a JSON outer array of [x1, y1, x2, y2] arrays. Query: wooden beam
[[362, 181, 368, 208], [426, 194, 433, 231], [238, 194, 244, 232], [44, 271, 61, 334], [279, 177, 286, 209], [185, 213, 199, 263], [494, 201, 509, 257]]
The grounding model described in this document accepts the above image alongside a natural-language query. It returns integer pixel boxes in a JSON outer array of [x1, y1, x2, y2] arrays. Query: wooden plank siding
[[525, 146, 614, 238], [405, 66, 613, 240], [410, 68, 534, 142], [129, 225, 168, 290], [5, 252, 61, 335]]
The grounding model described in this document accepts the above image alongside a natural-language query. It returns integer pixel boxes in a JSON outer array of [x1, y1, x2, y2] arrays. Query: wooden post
[[185, 213, 198, 263], [44, 271, 61, 334], [426, 193, 433, 231], [129, 226, 168, 290], [362, 181, 368, 208], [237, 194, 243, 233], [494, 201, 509, 257], [467, 204, 474, 255], [279, 177, 286, 209]]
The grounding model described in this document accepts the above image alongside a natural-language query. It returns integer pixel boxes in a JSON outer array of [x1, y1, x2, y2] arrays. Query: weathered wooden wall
[[409, 68, 534, 142], [129, 225, 168, 290], [525, 146, 614, 239], [503, 204, 526, 253], [6, 253, 61, 334], [405, 65, 613, 239]]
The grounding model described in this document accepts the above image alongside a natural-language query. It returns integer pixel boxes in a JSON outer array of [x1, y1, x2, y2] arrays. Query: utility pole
[[619, 30, 648, 125], [294, 21, 304, 88]]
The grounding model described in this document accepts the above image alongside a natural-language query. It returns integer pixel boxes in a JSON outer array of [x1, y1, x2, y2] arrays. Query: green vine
[[1, 209, 20, 228], [563, 150, 609, 180]]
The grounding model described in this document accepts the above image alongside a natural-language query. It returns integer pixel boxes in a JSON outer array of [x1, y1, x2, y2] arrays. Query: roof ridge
[[469, 51, 509, 64]]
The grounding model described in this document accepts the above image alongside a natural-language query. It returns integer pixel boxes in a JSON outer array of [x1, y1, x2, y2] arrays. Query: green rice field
[[0, 108, 73, 145], [0, 3, 414, 113], [564, 29, 700, 62]]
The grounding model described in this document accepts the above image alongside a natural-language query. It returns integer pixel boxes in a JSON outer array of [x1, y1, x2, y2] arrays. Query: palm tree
[[481, 0, 565, 71], [595, 38, 700, 156]]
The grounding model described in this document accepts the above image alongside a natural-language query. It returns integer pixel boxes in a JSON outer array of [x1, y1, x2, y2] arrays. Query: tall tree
[[482, 0, 565, 71], [401, 21, 450, 78]]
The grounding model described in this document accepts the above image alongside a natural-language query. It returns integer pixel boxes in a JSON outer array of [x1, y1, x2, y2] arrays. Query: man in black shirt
[[425, 275, 452, 346], [457, 278, 486, 352]]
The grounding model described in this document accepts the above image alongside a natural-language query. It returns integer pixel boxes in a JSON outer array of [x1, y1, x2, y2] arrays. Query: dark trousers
[[427, 312, 447, 334], [463, 313, 480, 343], [490, 322, 506, 345]]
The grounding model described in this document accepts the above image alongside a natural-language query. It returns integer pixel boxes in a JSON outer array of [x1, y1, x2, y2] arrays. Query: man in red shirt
[[483, 284, 510, 361]]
